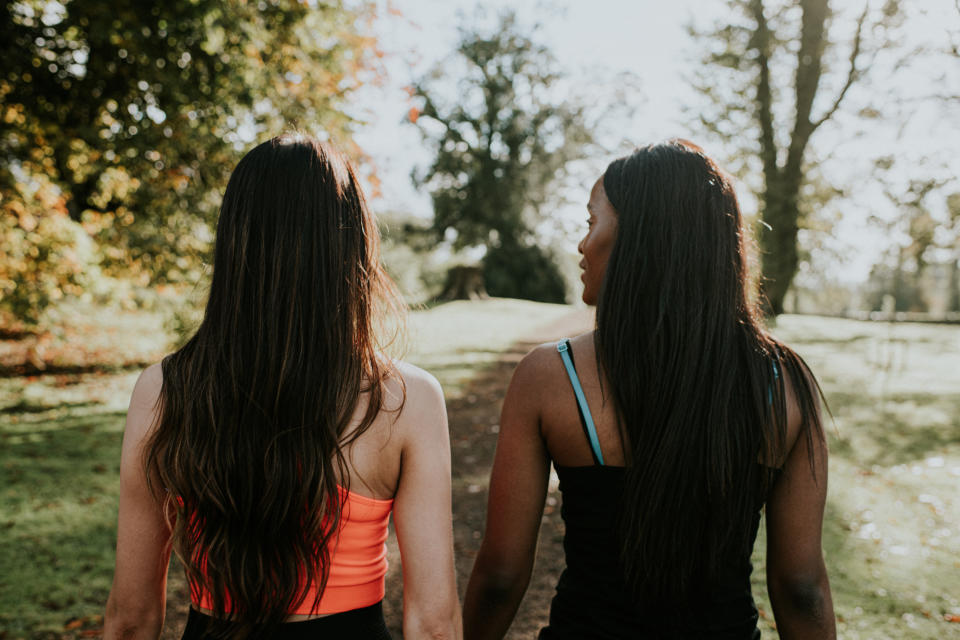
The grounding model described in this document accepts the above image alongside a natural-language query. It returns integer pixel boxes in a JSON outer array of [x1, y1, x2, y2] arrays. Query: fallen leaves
[[63, 614, 103, 637]]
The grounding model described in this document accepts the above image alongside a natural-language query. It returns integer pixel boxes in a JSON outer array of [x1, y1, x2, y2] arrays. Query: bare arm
[[766, 371, 836, 639], [104, 364, 172, 640], [463, 349, 551, 640], [392, 366, 462, 640]]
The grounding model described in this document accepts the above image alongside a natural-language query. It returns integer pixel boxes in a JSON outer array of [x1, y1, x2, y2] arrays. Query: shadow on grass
[[828, 391, 960, 468], [1, 409, 127, 638], [1, 410, 125, 494], [820, 499, 958, 637], [1, 400, 100, 414], [0, 361, 154, 378], [0, 515, 116, 637], [799, 334, 875, 345]]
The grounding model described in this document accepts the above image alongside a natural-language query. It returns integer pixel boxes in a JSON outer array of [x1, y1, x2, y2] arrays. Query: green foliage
[[483, 242, 567, 304], [378, 212, 446, 304], [411, 10, 592, 301], [0, 174, 104, 326], [0, 0, 381, 321], [164, 293, 206, 351]]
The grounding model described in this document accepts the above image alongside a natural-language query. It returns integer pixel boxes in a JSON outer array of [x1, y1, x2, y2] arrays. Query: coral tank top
[[192, 486, 394, 615]]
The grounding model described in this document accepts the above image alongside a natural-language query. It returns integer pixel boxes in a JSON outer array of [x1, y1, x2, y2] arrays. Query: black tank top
[[540, 340, 766, 639]]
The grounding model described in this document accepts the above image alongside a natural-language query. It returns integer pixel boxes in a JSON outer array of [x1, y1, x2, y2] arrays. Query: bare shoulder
[[775, 350, 826, 459], [512, 332, 596, 389], [125, 362, 164, 439], [133, 362, 163, 403], [388, 359, 447, 438], [393, 359, 443, 397], [511, 340, 569, 388], [119, 361, 166, 479]]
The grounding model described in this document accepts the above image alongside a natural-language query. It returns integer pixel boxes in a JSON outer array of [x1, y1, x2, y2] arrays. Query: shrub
[[0, 178, 105, 327], [482, 243, 567, 303]]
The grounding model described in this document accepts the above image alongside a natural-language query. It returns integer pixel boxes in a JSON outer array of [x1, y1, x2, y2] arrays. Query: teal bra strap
[[768, 356, 781, 405], [557, 340, 605, 466]]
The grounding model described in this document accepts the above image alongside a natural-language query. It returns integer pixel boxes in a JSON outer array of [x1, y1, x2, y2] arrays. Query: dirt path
[[384, 307, 594, 638], [160, 308, 595, 639]]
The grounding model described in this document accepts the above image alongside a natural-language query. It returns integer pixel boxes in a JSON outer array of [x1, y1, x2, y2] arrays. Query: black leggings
[[181, 601, 392, 639]]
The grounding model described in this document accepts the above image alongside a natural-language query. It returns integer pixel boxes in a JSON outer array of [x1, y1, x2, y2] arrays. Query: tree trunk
[[892, 247, 907, 312], [438, 265, 488, 301], [54, 144, 98, 223], [758, 199, 800, 316], [948, 253, 960, 313], [749, 0, 860, 317]]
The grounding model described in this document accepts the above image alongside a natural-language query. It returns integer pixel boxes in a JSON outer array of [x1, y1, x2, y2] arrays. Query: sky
[[350, 0, 960, 286], [353, 0, 704, 214]]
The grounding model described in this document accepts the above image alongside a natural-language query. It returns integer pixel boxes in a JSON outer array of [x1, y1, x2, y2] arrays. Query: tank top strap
[[767, 352, 781, 406], [556, 339, 605, 466]]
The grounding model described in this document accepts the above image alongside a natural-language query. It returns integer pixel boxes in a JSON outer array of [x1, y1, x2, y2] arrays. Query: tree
[[884, 179, 940, 312], [946, 192, 960, 313], [864, 173, 960, 314], [0, 0, 381, 324], [410, 10, 593, 302], [689, 0, 896, 314], [0, 172, 102, 325]]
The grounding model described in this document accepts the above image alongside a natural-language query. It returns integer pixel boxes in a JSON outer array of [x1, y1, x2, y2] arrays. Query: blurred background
[[3, 0, 960, 327], [1, 0, 958, 638]]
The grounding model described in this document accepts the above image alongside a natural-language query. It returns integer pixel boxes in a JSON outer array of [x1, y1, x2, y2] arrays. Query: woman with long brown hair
[[104, 135, 461, 639], [463, 140, 835, 638]]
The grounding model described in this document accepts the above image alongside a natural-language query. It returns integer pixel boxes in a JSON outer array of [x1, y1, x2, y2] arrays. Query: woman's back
[[104, 135, 461, 640], [137, 358, 448, 616], [536, 335, 769, 638], [463, 140, 834, 640]]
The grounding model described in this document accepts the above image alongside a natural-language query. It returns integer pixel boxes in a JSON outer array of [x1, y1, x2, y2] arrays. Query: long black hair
[[144, 134, 402, 634], [596, 139, 824, 605]]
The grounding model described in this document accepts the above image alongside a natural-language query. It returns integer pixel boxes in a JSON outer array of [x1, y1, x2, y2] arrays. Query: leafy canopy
[[0, 0, 381, 324], [411, 10, 593, 252]]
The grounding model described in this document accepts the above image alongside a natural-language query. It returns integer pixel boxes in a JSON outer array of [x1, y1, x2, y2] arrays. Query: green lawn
[[1, 304, 958, 638], [752, 315, 960, 639], [0, 298, 572, 637]]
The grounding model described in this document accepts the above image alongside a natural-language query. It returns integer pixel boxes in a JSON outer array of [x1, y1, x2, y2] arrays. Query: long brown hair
[[596, 140, 825, 606], [144, 134, 402, 633]]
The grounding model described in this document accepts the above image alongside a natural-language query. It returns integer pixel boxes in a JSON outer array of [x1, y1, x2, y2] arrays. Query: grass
[[1, 400, 130, 636], [399, 298, 575, 394], [0, 298, 571, 637], [749, 315, 960, 639], [1, 305, 958, 638]]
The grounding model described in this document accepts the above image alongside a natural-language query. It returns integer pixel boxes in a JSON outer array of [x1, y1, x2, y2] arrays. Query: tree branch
[[749, 0, 779, 181], [784, 0, 829, 183], [417, 92, 472, 147], [811, 2, 868, 132]]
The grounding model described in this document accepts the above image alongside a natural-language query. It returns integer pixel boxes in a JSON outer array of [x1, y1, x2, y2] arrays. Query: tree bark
[[439, 265, 488, 301], [749, 0, 865, 315], [758, 187, 801, 315], [948, 253, 960, 313]]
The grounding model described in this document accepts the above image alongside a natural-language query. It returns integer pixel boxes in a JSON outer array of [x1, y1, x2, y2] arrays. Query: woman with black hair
[[104, 135, 461, 639], [463, 140, 835, 638]]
